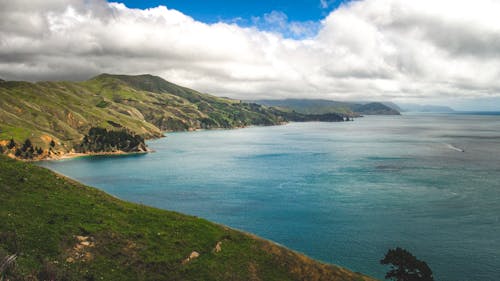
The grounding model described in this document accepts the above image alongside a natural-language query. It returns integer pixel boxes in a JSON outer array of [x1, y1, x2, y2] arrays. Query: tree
[[21, 139, 32, 151], [380, 247, 434, 281], [7, 138, 15, 149]]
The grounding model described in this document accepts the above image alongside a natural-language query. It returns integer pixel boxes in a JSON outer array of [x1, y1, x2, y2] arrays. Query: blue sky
[[117, 0, 349, 24], [2, 0, 500, 109]]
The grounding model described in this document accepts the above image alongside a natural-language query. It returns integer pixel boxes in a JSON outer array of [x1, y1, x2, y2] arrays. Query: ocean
[[40, 113, 500, 280]]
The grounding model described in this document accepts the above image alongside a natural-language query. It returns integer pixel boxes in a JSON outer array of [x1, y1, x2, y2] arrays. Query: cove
[[40, 114, 500, 281]]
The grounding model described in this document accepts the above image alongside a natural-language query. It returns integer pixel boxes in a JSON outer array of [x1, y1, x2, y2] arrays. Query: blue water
[[40, 114, 500, 281]]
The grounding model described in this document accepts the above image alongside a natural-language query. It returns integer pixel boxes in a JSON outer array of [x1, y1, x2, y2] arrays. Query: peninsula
[[0, 74, 346, 160]]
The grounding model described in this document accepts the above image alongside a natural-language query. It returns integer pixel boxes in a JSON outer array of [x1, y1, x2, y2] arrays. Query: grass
[[0, 155, 376, 281], [0, 74, 288, 155]]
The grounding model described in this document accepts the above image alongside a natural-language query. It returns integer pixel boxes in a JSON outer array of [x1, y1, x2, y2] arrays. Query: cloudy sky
[[1, 0, 500, 109]]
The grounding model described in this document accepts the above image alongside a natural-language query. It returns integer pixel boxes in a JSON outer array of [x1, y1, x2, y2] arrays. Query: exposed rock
[[80, 241, 91, 247], [213, 241, 222, 253], [182, 251, 200, 264], [76, 235, 88, 242], [67, 235, 95, 263], [189, 251, 200, 259]]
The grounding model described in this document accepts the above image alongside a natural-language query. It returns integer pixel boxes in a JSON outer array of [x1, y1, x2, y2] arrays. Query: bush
[[380, 247, 434, 281], [7, 138, 15, 149], [76, 127, 146, 153], [21, 139, 32, 151]]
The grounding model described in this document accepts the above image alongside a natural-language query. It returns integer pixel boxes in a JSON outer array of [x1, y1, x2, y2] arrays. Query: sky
[[119, 0, 348, 23], [1, 0, 500, 110]]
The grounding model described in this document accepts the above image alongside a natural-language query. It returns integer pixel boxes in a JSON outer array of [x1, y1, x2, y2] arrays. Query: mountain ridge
[[253, 99, 400, 116], [0, 74, 346, 160]]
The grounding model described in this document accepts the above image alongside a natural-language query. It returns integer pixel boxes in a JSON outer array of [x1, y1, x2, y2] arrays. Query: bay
[[40, 113, 500, 281]]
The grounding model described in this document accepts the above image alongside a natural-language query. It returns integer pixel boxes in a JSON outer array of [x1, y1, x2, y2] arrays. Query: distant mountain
[[397, 103, 455, 112], [253, 99, 352, 115], [382, 102, 403, 112], [254, 99, 400, 116], [351, 102, 401, 115]]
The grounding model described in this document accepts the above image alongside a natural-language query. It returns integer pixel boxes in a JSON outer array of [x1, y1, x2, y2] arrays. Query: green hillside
[[254, 99, 400, 116], [0, 75, 346, 159], [350, 102, 400, 115], [0, 74, 287, 156], [0, 155, 376, 281]]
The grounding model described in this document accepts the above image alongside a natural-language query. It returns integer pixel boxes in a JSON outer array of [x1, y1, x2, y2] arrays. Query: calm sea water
[[40, 113, 500, 281]]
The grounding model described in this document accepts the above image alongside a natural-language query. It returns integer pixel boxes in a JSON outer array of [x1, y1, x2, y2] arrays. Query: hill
[[0, 74, 284, 153], [253, 99, 356, 116], [0, 74, 344, 159], [350, 102, 400, 115], [0, 155, 376, 281], [254, 99, 400, 116]]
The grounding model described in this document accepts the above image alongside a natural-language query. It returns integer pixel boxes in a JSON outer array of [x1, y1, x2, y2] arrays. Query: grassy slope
[[350, 103, 400, 115], [254, 99, 356, 116], [0, 156, 376, 281], [0, 74, 286, 153], [254, 99, 401, 116]]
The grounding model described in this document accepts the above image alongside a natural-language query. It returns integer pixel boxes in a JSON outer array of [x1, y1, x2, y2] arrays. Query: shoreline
[[8, 149, 153, 163], [8, 120, 346, 162], [41, 149, 152, 162], [0, 155, 376, 281], [35, 123, 289, 162]]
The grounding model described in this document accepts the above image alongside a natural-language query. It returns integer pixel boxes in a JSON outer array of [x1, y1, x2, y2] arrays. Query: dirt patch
[[248, 262, 261, 281], [66, 236, 95, 263]]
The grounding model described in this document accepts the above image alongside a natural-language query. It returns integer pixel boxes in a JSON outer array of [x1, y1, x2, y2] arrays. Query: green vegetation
[[254, 99, 401, 116], [0, 74, 289, 157], [0, 74, 347, 159], [277, 111, 345, 122], [0, 156, 375, 281], [380, 247, 433, 281], [351, 103, 400, 116], [1, 138, 46, 160], [76, 127, 147, 153], [95, 100, 110, 108]]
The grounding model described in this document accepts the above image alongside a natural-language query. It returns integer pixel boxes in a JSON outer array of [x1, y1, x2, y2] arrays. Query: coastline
[[7, 149, 153, 162], [32, 123, 289, 162], [0, 155, 377, 281], [44, 150, 152, 161], [6, 120, 343, 162]]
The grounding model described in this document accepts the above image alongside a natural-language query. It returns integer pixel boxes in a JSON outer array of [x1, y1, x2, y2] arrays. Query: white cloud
[[1, 0, 500, 106], [250, 11, 320, 39], [320, 0, 330, 9]]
